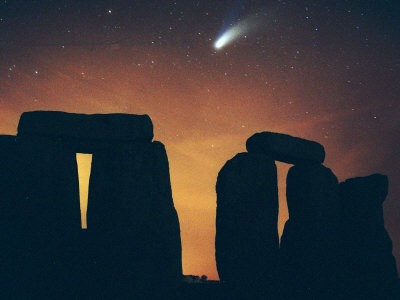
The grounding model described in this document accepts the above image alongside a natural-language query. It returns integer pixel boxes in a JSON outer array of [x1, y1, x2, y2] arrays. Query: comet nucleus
[[214, 27, 242, 49]]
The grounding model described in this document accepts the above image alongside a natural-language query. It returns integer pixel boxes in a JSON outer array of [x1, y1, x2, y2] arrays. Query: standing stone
[[246, 132, 325, 165], [340, 174, 400, 300], [215, 152, 279, 299], [280, 164, 346, 300], [87, 141, 182, 298], [150, 141, 183, 284], [16, 135, 82, 298], [0, 135, 23, 298]]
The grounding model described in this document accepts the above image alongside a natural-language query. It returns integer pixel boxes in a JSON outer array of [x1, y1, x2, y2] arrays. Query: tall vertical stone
[[0, 135, 23, 298], [87, 141, 182, 297], [215, 152, 279, 299], [340, 174, 400, 299], [16, 135, 82, 298], [150, 141, 183, 284], [280, 164, 346, 300]]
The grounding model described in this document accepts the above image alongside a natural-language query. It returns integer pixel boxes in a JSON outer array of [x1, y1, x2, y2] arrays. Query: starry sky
[[1, 0, 399, 280]]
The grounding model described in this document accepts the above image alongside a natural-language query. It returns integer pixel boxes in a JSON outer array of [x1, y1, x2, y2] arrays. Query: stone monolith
[[87, 141, 182, 298], [215, 152, 279, 299], [340, 174, 400, 299], [280, 164, 346, 300]]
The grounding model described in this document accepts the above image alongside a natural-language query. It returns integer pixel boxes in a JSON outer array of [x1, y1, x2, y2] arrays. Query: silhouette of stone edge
[[1, 111, 184, 298], [216, 131, 399, 300]]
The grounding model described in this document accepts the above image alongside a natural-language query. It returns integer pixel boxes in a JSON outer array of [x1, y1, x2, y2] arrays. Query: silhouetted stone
[[151, 141, 183, 283], [215, 152, 279, 299], [14, 111, 156, 297], [1, 111, 184, 298], [280, 164, 346, 300], [340, 174, 400, 299], [246, 131, 325, 165], [87, 141, 182, 297], [0, 135, 23, 298], [0, 136, 19, 228], [18, 111, 153, 152], [16, 136, 83, 298], [0, 135, 78, 299]]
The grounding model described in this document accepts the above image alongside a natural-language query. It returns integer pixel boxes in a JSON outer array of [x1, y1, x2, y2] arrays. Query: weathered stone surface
[[246, 131, 325, 165], [18, 111, 154, 146], [340, 174, 400, 299], [87, 141, 182, 297], [215, 152, 279, 297], [280, 164, 345, 300]]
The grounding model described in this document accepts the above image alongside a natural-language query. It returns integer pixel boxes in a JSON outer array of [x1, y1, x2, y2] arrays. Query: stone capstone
[[246, 131, 325, 165]]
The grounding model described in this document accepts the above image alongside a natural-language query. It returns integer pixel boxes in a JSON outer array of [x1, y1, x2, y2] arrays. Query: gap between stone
[[76, 153, 93, 229]]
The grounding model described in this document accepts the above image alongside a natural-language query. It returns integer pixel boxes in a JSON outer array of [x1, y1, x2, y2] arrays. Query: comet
[[214, 14, 263, 50], [214, 24, 246, 49]]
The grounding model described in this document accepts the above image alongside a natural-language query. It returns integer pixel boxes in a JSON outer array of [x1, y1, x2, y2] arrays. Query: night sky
[[1, 0, 399, 280]]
